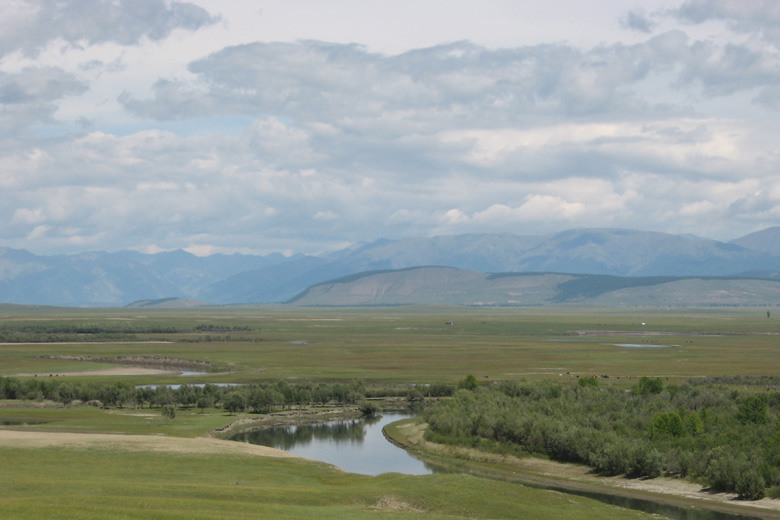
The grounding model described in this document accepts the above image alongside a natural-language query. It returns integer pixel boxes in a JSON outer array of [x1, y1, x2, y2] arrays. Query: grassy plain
[[1, 305, 779, 382], [1, 304, 779, 519], [0, 443, 659, 520]]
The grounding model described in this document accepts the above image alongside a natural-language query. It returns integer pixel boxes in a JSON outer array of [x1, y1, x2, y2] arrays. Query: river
[[230, 413, 768, 520]]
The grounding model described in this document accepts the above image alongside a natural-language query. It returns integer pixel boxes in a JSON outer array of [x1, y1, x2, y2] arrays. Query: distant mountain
[[731, 227, 780, 255], [290, 267, 780, 307], [196, 255, 330, 304], [326, 229, 776, 277], [0, 247, 286, 306], [2, 227, 780, 306], [125, 298, 208, 308]]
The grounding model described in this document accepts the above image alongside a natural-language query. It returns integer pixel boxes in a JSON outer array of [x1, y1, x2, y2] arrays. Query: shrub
[[635, 377, 664, 395], [737, 394, 769, 425], [161, 405, 176, 420], [736, 470, 766, 500], [578, 377, 598, 388], [358, 400, 381, 416]]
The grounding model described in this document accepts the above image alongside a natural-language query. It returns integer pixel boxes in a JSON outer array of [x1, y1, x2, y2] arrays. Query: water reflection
[[235, 415, 380, 450], [232, 413, 443, 476]]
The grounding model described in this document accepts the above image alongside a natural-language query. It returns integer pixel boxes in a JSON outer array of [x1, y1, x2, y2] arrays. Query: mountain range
[[1, 227, 779, 307]]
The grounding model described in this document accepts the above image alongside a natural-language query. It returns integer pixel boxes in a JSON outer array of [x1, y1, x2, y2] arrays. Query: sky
[[2, 0, 780, 257]]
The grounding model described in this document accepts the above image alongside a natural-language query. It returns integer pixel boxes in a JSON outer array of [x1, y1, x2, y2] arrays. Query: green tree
[[161, 404, 176, 420], [458, 375, 478, 391], [651, 412, 685, 438], [737, 394, 769, 425], [224, 391, 246, 414], [578, 377, 598, 388], [196, 396, 213, 413], [635, 377, 663, 395]]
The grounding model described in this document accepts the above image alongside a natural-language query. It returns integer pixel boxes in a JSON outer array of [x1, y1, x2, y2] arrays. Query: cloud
[[621, 11, 656, 33], [0, 67, 87, 136], [3, 2, 780, 255], [0, 0, 218, 57], [676, 0, 780, 44], [121, 37, 689, 125]]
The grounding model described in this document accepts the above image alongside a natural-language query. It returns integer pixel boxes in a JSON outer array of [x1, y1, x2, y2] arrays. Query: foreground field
[[0, 428, 659, 520], [1, 305, 779, 519]]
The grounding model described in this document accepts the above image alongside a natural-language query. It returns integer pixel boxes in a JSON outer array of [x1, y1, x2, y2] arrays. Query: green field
[[1, 305, 779, 519], [1, 305, 779, 383]]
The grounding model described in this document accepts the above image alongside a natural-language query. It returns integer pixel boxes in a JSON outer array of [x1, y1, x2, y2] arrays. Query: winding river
[[231, 413, 767, 520]]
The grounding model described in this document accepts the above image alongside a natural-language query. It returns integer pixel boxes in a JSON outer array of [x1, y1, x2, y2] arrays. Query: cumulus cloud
[[621, 11, 657, 33], [0, 67, 87, 136], [676, 0, 780, 44], [3, 1, 780, 254], [121, 37, 689, 125], [0, 0, 218, 57]]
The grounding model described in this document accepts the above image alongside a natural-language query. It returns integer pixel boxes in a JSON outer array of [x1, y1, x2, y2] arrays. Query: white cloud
[[2, 0, 780, 254]]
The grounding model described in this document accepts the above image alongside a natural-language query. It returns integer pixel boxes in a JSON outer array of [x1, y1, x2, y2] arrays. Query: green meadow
[[1, 304, 779, 519], [0, 444, 657, 520], [1, 305, 779, 382]]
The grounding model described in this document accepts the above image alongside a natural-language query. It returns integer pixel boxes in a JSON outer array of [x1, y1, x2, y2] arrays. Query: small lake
[[613, 343, 681, 348], [231, 413, 443, 476], [0, 419, 48, 426], [231, 413, 765, 520]]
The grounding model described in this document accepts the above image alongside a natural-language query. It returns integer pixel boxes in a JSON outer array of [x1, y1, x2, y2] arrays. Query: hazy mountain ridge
[[290, 267, 780, 307], [1, 227, 779, 306], [730, 226, 780, 255]]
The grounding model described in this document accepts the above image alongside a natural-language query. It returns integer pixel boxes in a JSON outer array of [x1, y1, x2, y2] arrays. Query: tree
[[196, 396, 213, 412], [358, 400, 380, 416], [458, 375, 478, 391], [737, 394, 769, 425], [224, 391, 246, 414], [651, 412, 685, 438], [161, 404, 176, 420], [635, 377, 663, 395]]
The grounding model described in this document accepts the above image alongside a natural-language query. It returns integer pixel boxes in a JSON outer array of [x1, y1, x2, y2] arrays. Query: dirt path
[[0, 429, 301, 459]]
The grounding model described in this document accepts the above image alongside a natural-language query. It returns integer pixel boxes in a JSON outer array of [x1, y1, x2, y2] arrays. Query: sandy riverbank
[[0, 429, 301, 458], [387, 419, 780, 519]]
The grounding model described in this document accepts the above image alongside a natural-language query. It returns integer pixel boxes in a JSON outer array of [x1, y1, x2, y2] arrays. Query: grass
[[0, 405, 236, 437], [0, 445, 658, 519], [2, 305, 780, 518], [2, 306, 780, 382]]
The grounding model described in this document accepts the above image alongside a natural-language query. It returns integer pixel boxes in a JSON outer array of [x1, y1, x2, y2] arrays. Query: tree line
[[423, 377, 780, 500], [0, 376, 370, 413]]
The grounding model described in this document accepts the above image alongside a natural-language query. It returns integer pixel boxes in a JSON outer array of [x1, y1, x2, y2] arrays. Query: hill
[[731, 226, 780, 255], [290, 267, 780, 307], [2, 227, 780, 306]]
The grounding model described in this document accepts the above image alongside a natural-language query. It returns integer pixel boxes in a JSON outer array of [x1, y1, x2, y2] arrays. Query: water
[[613, 343, 681, 348], [0, 420, 48, 426], [136, 383, 240, 390], [231, 413, 442, 476], [232, 413, 766, 520]]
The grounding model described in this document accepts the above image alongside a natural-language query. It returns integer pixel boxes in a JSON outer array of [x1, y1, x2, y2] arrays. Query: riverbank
[[210, 406, 365, 438], [210, 398, 414, 438], [384, 418, 780, 520]]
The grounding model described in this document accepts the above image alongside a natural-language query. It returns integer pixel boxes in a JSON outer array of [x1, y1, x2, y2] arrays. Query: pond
[[0, 419, 49, 426], [231, 413, 766, 520], [613, 343, 681, 348]]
